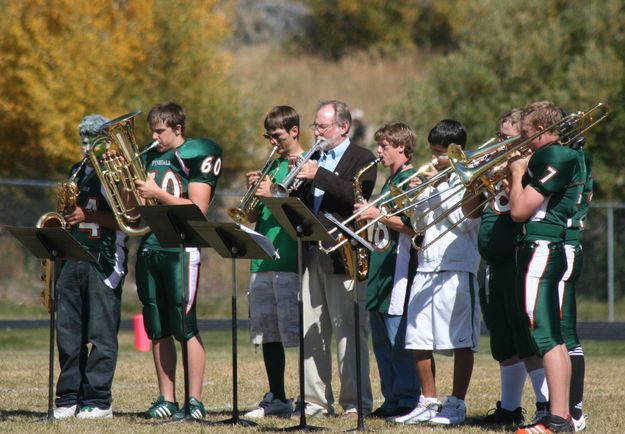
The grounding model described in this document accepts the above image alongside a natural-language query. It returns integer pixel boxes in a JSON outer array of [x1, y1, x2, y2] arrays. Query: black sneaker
[[369, 407, 395, 419], [477, 401, 524, 426], [546, 415, 575, 432], [394, 406, 415, 417], [516, 414, 574, 434], [530, 401, 550, 424]]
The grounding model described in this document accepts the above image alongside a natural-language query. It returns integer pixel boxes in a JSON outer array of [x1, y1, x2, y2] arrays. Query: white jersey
[[410, 173, 480, 274]]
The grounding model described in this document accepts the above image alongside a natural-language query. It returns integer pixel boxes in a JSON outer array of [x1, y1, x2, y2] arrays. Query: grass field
[[1, 328, 625, 433]]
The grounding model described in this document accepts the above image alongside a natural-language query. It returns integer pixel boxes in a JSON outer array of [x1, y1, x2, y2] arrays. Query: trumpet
[[270, 138, 327, 197], [228, 145, 279, 223]]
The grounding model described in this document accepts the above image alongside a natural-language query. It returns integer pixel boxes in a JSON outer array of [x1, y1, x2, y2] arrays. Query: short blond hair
[[521, 101, 563, 131], [497, 108, 522, 133]]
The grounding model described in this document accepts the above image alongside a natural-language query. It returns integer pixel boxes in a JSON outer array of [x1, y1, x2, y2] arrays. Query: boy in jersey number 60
[[134, 102, 222, 420]]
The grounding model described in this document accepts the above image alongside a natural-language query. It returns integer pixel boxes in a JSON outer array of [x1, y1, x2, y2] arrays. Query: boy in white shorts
[[394, 119, 481, 426]]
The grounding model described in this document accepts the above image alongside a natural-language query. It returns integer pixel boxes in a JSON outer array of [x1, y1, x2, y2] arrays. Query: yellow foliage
[[0, 0, 233, 178]]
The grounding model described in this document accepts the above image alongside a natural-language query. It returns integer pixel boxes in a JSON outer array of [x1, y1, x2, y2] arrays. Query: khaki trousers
[[302, 249, 372, 415]]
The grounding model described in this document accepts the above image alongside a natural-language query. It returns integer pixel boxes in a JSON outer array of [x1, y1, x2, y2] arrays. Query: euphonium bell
[[87, 110, 155, 236]]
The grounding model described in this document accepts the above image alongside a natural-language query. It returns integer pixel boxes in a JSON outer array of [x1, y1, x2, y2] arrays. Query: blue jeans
[[55, 261, 122, 409], [370, 311, 420, 411]]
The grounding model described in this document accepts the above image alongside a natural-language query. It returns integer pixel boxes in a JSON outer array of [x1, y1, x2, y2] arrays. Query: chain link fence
[[1, 179, 624, 320], [0, 179, 248, 319]]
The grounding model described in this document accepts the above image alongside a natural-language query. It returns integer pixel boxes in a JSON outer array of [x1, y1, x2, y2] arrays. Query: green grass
[[1, 328, 625, 433]]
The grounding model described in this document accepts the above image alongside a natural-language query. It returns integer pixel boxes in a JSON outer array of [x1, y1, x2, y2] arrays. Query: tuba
[[87, 110, 156, 236], [228, 145, 279, 224], [35, 158, 86, 312]]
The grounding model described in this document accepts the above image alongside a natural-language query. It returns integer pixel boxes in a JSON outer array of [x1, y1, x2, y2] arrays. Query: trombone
[[411, 102, 611, 252], [318, 160, 446, 255], [377, 135, 500, 223]]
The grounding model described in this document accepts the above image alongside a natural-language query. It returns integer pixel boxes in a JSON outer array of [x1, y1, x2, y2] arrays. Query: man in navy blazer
[[293, 100, 377, 417]]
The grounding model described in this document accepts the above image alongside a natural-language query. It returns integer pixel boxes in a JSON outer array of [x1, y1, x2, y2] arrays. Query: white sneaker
[[244, 392, 293, 418], [430, 395, 466, 425], [76, 405, 113, 419], [393, 395, 440, 424], [54, 404, 77, 420], [293, 397, 334, 417], [573, 414, 587, 431]]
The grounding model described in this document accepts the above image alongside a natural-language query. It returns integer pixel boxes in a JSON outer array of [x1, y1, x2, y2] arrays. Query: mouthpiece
[[145, 140, 159, 152]]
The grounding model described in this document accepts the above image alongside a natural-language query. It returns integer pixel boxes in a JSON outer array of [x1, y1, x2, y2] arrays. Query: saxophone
[[343, 157, 381, 281], [35, 158, 86, 312]]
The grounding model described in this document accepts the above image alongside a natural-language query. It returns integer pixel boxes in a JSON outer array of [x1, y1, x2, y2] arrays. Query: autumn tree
[[0, 0, 250, 181], [294, 0, 468, 59]]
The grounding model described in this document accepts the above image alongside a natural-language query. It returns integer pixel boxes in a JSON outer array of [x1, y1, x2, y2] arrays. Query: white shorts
[[405, 270, 480, 353], [248, 271, 300, 347]]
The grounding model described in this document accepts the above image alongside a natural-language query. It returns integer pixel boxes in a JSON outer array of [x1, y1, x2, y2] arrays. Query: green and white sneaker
[[145, 395, 179, 419], [173, 396, 206, 420], [76, 405, 113, 419]]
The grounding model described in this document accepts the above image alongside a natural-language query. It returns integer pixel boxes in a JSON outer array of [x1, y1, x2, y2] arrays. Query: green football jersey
[[565, 148, 592, 245], [522, 144, 586, 242], [140, 138, 222, 251], [478, 185, 522, 263], [250, 157, 297, 273], [68, 164, 128, 287], [366, 168, 417, 313]]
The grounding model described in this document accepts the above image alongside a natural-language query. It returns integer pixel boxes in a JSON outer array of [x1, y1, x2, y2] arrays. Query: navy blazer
[[295, 142, 377, 274]]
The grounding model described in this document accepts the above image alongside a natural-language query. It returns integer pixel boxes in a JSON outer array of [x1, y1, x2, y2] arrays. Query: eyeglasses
[[496, 132, 512, 141], [309, 122, 336, 133], [263, 132, 287, 143]]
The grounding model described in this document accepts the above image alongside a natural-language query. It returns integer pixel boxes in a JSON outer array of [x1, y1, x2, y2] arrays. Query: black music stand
[[136, 204, 208, 423], [5, 226, 96, 421], [325, 213, 374, 432], [262, 197, 333, 432], [187, 220, 278, 428]]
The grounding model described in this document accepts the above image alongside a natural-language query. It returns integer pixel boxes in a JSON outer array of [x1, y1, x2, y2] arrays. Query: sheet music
[[237, 224, 280, 260]]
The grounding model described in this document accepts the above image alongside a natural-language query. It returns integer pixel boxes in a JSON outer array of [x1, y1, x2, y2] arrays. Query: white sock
[[529, 368, 549, 403], [421, 395, 439, 404], [500, 362, 527, 410]]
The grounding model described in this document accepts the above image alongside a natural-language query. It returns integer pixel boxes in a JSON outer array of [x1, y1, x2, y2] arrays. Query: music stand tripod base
[[188, 220, 281, 428], [5, 226, 96, 422], [260, 197, 334, 432]]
